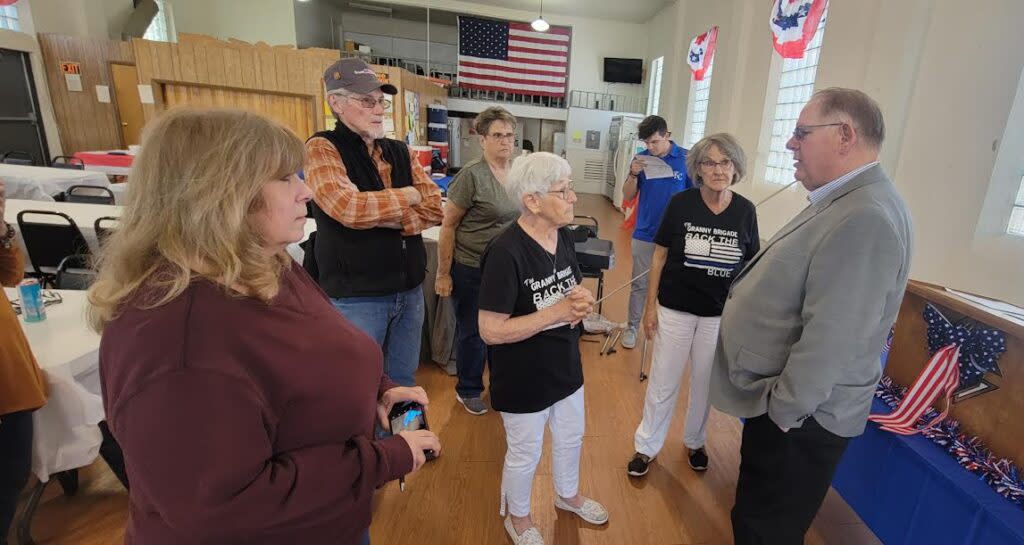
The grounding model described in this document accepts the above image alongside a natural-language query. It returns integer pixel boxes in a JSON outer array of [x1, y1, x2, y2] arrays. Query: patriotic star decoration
[[923, 304, 1006, 389]]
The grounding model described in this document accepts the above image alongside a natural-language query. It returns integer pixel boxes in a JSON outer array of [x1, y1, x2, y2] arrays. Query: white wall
[[170, 0, 296, 45], [651, 0, 1024, 305], [294, 0, 346, 49], [25, 0, 133, 39], [338, 11, 458, 45], [375, 0, 650, 101]]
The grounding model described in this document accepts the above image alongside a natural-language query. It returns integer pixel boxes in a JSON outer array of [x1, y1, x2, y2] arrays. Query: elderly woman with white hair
[[478, 152, 608, 545]]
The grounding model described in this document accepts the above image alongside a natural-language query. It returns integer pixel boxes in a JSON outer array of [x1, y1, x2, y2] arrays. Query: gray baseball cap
[[323, 58, 398, 95]]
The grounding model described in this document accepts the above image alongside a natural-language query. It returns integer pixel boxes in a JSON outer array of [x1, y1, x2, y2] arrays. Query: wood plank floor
[[14, 194, 881, 545]]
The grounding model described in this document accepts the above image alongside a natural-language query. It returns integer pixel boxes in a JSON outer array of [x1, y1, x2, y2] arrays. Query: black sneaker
[[688, 447, 709, 471], [627, 452, 654, 477]]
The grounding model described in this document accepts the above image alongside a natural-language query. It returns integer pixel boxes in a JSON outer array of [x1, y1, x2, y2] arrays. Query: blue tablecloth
[[833, 397, 1024, 545], [432, 175, 453, 192]]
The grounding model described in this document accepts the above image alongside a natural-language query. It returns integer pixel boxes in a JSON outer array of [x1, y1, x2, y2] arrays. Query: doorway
[[0, 48, 49, 164], [110, 63, 145, 147]]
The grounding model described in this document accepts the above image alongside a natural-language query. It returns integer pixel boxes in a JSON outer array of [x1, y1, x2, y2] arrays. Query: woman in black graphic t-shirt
[[478, 152, 609, 545], [627, 134, 760, 478]]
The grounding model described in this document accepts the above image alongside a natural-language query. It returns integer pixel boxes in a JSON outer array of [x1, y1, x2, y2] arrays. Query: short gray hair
[[686, 133, 747, 186], [474, 107, 517, 136], [505, 151, 571, 210], [812, 87, 885, 149]]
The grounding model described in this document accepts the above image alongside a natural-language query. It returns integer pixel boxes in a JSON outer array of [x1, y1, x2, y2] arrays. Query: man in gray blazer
[[710, 88, 913, 545]]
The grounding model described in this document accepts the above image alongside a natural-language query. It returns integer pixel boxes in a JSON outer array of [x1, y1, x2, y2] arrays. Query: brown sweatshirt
[[0, 238, 48, 416], [100, 262, 413, 545]]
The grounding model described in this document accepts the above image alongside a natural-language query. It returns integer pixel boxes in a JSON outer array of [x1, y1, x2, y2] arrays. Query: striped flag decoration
[[868, 344, 961, 435], [683, 237, 744, 270], [457, 16, 571, 98]]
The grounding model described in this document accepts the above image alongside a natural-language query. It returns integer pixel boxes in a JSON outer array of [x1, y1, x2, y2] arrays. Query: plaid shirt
[[305, 136, 443, 236]]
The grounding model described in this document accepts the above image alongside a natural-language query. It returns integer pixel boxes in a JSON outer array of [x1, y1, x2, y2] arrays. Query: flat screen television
[[603, 58, 643, 84]]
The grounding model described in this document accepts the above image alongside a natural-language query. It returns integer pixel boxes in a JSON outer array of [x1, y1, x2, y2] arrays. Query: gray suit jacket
[[709, 164, 913, 437]]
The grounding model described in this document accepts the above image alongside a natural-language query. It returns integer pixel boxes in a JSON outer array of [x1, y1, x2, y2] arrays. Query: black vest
[[309, 123, 426, 298]]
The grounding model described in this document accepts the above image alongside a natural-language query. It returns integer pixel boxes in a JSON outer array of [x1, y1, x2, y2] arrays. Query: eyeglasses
[[791, 123, 844, 141], [699, 158, 734, 171], [487, 132, 516, 142], [546, 184, 576, 201], [344, 94, 392, 109]]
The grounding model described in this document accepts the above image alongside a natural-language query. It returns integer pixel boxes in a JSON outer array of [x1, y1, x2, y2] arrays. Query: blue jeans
[[451, 262, 488, 398], [359, 529, 370, 545], [332, 285, 425, 387]]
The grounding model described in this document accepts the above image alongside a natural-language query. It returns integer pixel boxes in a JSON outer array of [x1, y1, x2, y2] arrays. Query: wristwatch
[[0, 222, 15, 250]]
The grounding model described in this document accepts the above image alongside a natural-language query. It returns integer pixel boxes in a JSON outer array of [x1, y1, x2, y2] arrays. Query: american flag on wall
[[457, 16, 571, 98]]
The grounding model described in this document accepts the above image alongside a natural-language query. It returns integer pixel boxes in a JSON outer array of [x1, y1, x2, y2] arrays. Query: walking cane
[[638, 334, 649, 382]]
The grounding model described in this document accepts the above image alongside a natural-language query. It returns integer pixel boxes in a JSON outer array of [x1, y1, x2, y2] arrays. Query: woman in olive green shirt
[[436, 107, 521, 415]]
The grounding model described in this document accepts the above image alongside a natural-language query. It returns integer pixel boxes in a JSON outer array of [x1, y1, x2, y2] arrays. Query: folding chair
[[94, 216, 119, 245], [65, 185, 116, 205], [16, 210, 91, 286], [50, 155, 85, 170], [1, 150, 35, 165], [55, 254, 96, 290]]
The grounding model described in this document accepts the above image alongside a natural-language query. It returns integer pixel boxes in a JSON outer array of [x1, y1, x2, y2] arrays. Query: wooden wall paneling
[[133, 36, 338, 136], [37, 34, 134, 154], [177, 39, 197, 82]]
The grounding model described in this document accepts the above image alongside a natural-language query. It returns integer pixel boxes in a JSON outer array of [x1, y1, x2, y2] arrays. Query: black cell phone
[[388, 401, 436, 460]]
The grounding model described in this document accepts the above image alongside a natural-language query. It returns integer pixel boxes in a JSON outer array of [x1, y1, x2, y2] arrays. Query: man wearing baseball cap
[[305, 57, 443, 388]]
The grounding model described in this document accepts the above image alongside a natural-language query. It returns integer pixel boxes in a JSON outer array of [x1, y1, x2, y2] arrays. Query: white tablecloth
[[0, 164, 111, 201], [5, 288, 104, 482]]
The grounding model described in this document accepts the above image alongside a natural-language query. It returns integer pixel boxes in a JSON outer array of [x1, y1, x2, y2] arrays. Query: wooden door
[[110, 63, 145, 146]]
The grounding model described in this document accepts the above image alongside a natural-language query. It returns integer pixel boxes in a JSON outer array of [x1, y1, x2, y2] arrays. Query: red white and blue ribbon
[[687, 26, 718, 81], [868, 344, 960, 435], [769, 0, 829, 59]]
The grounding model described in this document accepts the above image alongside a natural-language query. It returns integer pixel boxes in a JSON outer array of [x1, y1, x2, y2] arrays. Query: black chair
[[1, 150, 35, 166], [94, 216, 119, 244], [65, 185, 116, 205], [572, 215, 613, 315], [50, 155, 85, 170], [16, 210, 91, 286], [54, 254, 96, 290]]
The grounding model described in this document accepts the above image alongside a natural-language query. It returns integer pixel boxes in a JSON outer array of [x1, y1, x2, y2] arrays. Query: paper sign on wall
[[64, 74, 83, 92], [137, 84, 155, 104], [95, 85, 111, 103]]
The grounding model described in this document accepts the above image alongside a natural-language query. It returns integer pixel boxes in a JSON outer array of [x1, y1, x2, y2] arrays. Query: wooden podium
[[884, 280, 1024, 463]]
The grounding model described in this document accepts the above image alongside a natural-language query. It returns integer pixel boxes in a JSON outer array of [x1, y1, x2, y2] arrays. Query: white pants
[[499, 387, 585, 518], [634, 306, 720, 455]]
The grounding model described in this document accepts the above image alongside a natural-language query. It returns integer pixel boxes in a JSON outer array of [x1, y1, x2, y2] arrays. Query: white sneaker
[[554, 495, 609, 525], [504, 516, 545, 545], [621, 327, 637, 349]]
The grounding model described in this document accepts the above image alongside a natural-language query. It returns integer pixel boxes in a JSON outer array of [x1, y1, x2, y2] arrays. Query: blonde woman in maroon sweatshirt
[[88, 108, 440, 545]]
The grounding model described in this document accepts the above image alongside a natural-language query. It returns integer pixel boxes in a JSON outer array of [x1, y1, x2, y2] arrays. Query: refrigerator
[[607, 114, 646, 210]]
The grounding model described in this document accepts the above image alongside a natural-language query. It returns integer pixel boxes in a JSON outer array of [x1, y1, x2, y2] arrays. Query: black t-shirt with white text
[[654, 188, 760, 317], [478, 222, 584, 413]]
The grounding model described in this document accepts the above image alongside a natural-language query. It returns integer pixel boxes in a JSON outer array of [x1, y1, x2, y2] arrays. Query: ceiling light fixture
[[531, 0, 550, 32]]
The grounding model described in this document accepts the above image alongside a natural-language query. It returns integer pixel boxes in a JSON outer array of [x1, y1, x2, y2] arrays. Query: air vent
[[583, 159, 608, 187]]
